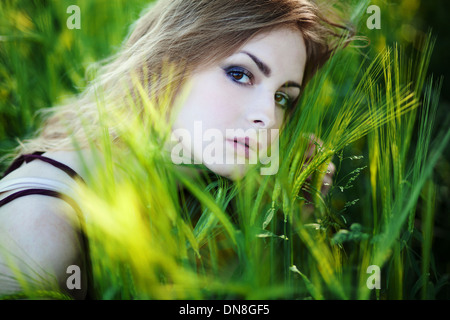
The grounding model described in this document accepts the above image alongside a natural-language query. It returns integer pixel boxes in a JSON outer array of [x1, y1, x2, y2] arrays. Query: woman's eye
[[224, 66, 253, 85], [274, 92, 292, 109]]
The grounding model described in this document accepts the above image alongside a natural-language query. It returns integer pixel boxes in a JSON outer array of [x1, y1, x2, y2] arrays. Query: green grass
[[1, 0, 449, 300]]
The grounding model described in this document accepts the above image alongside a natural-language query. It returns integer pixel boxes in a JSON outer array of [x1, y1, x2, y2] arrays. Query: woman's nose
[[246, 92, 276, 129]]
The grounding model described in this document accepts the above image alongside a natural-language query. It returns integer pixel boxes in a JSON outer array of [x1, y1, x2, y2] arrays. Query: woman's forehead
[[229, 28, 307, 84]]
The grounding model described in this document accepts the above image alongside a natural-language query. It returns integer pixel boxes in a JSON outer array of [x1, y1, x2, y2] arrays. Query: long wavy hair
[[12, 0, 353, 158]]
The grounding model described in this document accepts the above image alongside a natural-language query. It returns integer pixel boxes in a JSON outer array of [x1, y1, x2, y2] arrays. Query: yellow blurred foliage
[[11, 11, 34, 32]]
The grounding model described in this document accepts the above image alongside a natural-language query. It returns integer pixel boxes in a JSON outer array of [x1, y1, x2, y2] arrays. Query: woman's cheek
[[205, 84, 243, 124]]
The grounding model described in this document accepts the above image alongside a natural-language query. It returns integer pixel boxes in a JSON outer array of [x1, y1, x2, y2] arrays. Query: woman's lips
[[226, 137, 258, 159]]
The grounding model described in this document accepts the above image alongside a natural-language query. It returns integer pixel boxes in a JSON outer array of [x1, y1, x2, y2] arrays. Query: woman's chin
[[204, 162, 251, 181]]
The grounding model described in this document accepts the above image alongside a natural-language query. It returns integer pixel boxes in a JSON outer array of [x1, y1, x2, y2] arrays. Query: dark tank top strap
[[0, 189, 82, 212], [1, 152, 37, 179], [2, 151, 84, 183], [24, 154, 84, 181]]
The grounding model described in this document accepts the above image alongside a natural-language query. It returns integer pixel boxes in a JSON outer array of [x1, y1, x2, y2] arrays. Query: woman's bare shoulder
[[0, 149, 93, 299], [0, 193, 87, 299]]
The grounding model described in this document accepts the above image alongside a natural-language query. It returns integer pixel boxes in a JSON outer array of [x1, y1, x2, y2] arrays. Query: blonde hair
[[13, 0, 353, 158]]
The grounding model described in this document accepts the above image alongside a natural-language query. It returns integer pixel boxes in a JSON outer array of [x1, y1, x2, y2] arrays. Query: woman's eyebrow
[[240, 51, 302, 90], [283, 81, 302, 91], [240, 51, 271, 77]]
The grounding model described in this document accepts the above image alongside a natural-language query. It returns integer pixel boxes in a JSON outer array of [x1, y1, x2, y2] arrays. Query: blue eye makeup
[[223, 66, 254, 85], [222, 65, 296, 109]]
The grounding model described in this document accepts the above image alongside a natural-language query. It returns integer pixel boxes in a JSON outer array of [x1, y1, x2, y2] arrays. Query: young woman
[[0, 0, 348, 299]]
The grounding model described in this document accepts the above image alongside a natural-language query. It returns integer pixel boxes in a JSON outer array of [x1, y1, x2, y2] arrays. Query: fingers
[[302, 133, 335, 197], [304, 133, 323, 161], [327, 160, 336, 176], [321, 160, 335, 194]]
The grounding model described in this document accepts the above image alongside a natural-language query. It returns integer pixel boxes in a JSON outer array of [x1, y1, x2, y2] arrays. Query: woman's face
[[171, 27, 307, 179]]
